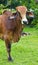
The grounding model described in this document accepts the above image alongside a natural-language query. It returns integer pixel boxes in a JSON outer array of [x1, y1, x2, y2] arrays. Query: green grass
[[0, 26, 38, 65]]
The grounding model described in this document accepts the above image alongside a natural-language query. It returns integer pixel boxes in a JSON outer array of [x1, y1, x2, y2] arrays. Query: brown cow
[[0, 6, 28, 61]]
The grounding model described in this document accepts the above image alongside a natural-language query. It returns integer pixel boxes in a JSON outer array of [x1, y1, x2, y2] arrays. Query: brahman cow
[[0, 6, 28, 61]]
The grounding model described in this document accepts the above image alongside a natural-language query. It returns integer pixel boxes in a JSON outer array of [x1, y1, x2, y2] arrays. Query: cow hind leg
[[5, 39, 13, 61]]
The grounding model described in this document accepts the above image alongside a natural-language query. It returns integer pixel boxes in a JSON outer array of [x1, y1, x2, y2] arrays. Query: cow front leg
[[5, 40, 12, 61]]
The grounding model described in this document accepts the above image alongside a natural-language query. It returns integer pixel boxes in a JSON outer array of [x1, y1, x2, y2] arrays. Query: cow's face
[[16, 6, 28, 24]]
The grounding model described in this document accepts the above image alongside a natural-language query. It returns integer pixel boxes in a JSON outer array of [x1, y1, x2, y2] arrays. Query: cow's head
[[16, 6, 28, 24], [9, 6, 28, 24]]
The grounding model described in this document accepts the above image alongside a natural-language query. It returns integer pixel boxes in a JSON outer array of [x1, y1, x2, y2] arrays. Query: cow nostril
[[23, 21, 27, 22], [23, 21, 26, 23]]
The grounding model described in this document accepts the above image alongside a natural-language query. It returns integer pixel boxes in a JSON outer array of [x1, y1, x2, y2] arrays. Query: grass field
[[0, 26, 38, 65]]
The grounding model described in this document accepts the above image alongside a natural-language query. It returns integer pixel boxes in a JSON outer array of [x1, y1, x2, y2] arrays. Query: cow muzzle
[[23, 21, 28, 24], [22, 17, 28, 24]]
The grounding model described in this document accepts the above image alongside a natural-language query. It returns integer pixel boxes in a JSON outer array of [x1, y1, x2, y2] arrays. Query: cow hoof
[[8, 57, 13, 61]]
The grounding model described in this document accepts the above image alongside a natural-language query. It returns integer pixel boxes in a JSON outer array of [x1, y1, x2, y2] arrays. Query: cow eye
[[26, 11, 29, 15], [26, 12, 29, 18]]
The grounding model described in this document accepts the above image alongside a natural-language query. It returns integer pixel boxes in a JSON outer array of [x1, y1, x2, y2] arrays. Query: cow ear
[[26, 11, 33, 15], [9, 12, 17, 19], [9, 16, 15, 19]]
